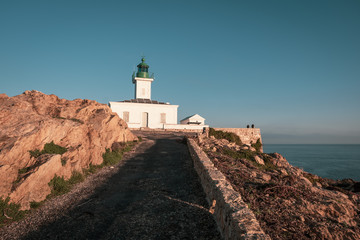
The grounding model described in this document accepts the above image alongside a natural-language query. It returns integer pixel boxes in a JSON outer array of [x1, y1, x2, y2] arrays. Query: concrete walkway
[[23, 132, 221, 240]]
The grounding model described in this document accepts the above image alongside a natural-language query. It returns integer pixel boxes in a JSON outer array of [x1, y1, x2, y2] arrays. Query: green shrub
[[251, 138, 262, 152], [209, 128, 242, 145], [102, 149, 123, 166], [30, 201, 42, 209], [254, 161, 278, 171], [123, 142, 135, 153], [29, 141, 67, 159], [220, 147, 255, 161], [48, 175, 70, 197], [0, 197, 25, 226], [67, 171, 84, 185], [42, 141, 67, 155], [256, 154, 279, 171], [29, 149, 41, 158], [138, 136, 142, 142], [83, 164, 101, 176], [18, 167, 30, 175], [83, 142, 135, 175], [48, 171, 86, 198]]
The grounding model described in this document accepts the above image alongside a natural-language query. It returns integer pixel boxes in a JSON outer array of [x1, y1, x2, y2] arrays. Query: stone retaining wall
[[214, 128, 263, 152], [187, 138, 270, 240], [130, 128, 204, 133]]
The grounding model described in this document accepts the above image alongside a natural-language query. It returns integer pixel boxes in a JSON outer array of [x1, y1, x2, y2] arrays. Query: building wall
[[134, 78, 153, 99], [180, 115, 205, 125], [109, 102, 178, 129], [214, 128, 262, 146]]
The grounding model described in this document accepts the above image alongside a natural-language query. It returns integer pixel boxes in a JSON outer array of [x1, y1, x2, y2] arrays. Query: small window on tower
[[160, 113, 166, 124], [123, 111, 129, 122]]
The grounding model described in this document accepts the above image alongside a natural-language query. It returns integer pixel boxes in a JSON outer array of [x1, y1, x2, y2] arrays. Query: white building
[[180, 114, 206, 125], [109, 57, 208, 131], [109, 57, 178, 129]]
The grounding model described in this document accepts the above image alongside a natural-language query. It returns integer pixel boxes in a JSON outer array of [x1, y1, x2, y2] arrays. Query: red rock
[[0, 90, 136, 209]]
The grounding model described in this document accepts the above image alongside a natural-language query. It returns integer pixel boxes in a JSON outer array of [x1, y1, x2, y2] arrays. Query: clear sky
[[1, 0, 359, 144]]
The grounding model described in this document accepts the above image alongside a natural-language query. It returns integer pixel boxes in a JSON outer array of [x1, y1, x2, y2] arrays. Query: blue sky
[[1, 0, 359, 144]]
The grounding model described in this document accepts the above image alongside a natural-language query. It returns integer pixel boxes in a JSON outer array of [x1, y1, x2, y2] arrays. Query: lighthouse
[[109, 57, 179, 129], [132, 57, 154, 99]]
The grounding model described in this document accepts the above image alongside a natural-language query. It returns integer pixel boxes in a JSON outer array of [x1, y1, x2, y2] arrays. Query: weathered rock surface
[[0, 90, 136, 209], [197, 134, 360, 240]]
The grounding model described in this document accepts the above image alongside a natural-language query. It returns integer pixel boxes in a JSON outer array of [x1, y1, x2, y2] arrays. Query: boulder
[[9, 154, 62, 209], [0, 90, 136, 209], [254, 155, 265, 165], [268, 152, 291, 168]]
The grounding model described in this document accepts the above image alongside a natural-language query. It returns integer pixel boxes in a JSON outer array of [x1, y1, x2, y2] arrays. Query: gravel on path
[[0, 132, 221, 240]]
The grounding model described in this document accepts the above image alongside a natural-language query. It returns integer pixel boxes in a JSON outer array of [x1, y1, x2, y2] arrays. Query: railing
[[132, 71, 155, 79]]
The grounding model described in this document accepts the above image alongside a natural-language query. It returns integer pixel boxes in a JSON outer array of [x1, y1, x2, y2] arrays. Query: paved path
[[23, 132, 221, 239]]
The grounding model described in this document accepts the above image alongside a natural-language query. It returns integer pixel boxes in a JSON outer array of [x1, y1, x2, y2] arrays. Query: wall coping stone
[[187, 138, 271, 240]]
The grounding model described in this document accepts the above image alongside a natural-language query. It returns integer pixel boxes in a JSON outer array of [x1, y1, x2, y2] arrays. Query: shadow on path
[[24, 133, 221, 240]]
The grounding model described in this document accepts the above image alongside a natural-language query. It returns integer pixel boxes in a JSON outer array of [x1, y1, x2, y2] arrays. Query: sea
[[263, 144, 360, 182]]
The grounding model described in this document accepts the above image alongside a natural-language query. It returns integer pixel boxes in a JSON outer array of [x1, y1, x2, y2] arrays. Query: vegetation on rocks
[[1, 90, 136, 211], [42, 141, 67, 155], [0, 197, 26, 227], [48, 170, 86, 197], [29, 141, 67, 159], [49, 142, 136, 199], [198, 135, 360, 239], [0, 140, 137, 228], [101, 149, 123, 166], [28, 149, 41, 158], [53, 116, 84, 124], [251, 138, 262, 152], [209, 128, 242, 145], [29, 201, 42, 209]]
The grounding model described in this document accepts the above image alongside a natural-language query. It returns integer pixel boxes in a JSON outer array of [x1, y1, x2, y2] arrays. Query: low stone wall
[[214, 128, 262, 152], [130, 128, 205, 133], [187, 138, 270, 240], [163, 123, 209, 131]]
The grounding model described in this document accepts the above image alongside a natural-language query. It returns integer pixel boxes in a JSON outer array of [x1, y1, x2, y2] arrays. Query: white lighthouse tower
[[109, 57, 208, 131], [132, 57, 154, 99]]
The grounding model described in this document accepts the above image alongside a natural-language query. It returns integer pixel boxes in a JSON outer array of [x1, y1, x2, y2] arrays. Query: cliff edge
[[0, 90, 136, 209]]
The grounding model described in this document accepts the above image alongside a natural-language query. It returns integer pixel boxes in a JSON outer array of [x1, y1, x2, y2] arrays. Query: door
[[141, 112, 148, 127]]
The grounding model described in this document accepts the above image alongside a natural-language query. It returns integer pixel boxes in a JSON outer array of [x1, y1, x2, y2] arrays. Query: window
[[160, 113, 166, 124], [123, 111, 129, 122], [142, 88, 146, 96]]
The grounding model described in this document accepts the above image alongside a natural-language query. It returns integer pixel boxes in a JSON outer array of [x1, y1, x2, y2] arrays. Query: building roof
[[118, 99, 168, 105], [180, 114, 205, 122]]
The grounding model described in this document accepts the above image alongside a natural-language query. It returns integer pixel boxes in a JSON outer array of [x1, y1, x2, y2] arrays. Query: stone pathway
[[1, 132, 221, 240]]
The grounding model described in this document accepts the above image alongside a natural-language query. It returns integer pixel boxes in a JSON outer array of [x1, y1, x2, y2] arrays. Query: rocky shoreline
[[196, 134, 360, 239]]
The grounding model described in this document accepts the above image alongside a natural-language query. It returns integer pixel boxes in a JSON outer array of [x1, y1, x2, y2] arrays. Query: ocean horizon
[[263, 144, 360, 182]]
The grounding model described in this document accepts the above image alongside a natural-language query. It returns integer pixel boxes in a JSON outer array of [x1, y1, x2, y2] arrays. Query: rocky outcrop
[[188, 138, 270, 240], [197, 135, 360, 240], [0, 90, 136, 209]]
